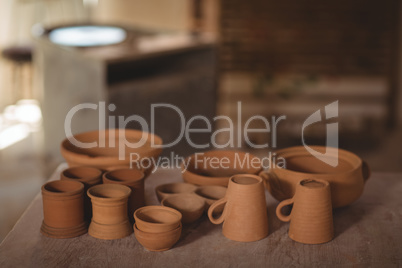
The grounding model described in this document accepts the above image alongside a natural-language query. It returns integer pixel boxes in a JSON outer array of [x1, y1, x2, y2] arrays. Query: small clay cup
[[161, 194, 205, 224], [134, 206, 182, 233], [208, 174, 269, 242], [276, 178, 334, 244], [87, 184, 133, 240], [41, 180, 87, 238], [155, 182, 198, 202], [194, 185, 227, 212], [103, 168, 145, 223], [134, 223, 182, 252], [60, 166, 102, 220]]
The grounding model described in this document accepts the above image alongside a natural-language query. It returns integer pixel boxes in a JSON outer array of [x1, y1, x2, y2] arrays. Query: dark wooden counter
[[0, 164, 401, 267]]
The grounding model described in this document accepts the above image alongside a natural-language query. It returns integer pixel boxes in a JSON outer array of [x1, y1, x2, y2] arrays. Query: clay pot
[[182, 150, 262, 186], [276, 178, 334, 244], [60, 166, 102, 220], [208, 174, 268, 242], [260, 146, 371, 208], [134, 206, 182, 233], [87, 184, 133, 240], [103, 168, 145, 223], [155, 182, 198, 202], [194, 185, 227, 209], [41, 180, 87, 238], [134, 223, 182, 251], [60, 129, 163, 176], [161, 194, 205, 224]]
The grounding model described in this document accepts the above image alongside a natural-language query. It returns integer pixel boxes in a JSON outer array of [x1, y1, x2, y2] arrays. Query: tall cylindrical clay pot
[[208, 174, 269, 242], [87, 184, 133, 240], [41, 180, 87, 238], [102, 168, 145, 223], [276, 178, 334, 244], [60, 166, 102, 220]]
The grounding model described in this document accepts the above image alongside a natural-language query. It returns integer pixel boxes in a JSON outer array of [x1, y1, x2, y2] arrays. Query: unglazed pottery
[[134, 206, 182, 233], [60, 166, 102, 220], [134, 223, 182, 252], [60, 129, 163, 175], [103, 168, 145, 223], [208, 174, 268, 242], [87, 184, 132, 240], [276, 178, 334, 244], [41, 180, 87, 238], [155, 182, 198, 202], [161, 194, 205, 224], [194, 185, 227, 208], [182, 150, 262, 186], [260, 146, 371, 208]]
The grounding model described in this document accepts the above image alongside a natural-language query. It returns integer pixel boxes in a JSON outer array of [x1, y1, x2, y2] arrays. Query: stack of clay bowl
[[155, 182, 227, 223], [182, 150, 262, 186], [133, 206, 182, 251], [60, 129, 163, 176]]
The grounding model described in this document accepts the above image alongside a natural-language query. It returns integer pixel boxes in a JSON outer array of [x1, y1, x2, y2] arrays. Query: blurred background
[[0, 0, 401, 242]]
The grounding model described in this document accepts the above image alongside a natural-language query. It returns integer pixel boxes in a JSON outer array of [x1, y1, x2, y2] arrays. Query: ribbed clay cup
[[208, 174, 269, 242], [41, 180, 87, 238], [102, 168, 145, 223], [276, 178, 334, 244], [87, 184, 133, 240], [61, 166, 102, 221]]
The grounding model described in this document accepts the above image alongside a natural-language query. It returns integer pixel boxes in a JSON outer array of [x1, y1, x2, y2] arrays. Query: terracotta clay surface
[[276, 178, 334, 244], [134, 206, 182, 233], [260, 146, 371, 208], [60, 166, 102, 220], [102, 168, 145, 223], [155, 182, 198, 202], [87, 184, 132, 240], [161, 194, 205, 224], [60, 129, 163, 175], [134, 223, 182, 252], [182, 150, 262, 186], [41, 180, 87, 238], [208, 174, 269, 242]]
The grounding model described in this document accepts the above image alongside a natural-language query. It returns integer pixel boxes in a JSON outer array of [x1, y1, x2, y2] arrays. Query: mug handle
[[276, 198, 294, 222], [208, 197, 227, 224], [362, 160, 371, 182]]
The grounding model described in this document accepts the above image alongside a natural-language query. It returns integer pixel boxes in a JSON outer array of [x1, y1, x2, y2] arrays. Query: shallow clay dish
[[60, 129, 162, 175], [134, 223, 182, 252], [161, 194, 205, 224], [260, 146, 371, 208], [134, 206, 182, 233], [155, 182, 198, 202], [182, 150, 262, 186], [194, 185, 227, 208]]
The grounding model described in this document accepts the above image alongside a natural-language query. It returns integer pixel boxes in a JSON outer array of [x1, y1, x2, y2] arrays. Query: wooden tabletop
[[0, 164, 401, 267]]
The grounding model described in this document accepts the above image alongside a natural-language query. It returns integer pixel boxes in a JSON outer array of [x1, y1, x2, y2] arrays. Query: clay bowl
[[155, 182, 198, 202], [61, 166, 103, 185], [134, 223, 182, 252], [161, 194, 205, 224], [134, 206, 182, 233], [194, 185, 227, 212], [182, 150, 262, 186], [60, 129, 163, 176], [260, 146, 371, 208]]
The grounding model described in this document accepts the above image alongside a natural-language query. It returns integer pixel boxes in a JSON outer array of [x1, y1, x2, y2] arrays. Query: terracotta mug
[[208, 174, 269, 242], [41, 180, 87, 238], [102, 168, 145, 223], [87, 184, 133, 240], [60, 166, 102, 221], [276, 178, 334, 244]]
